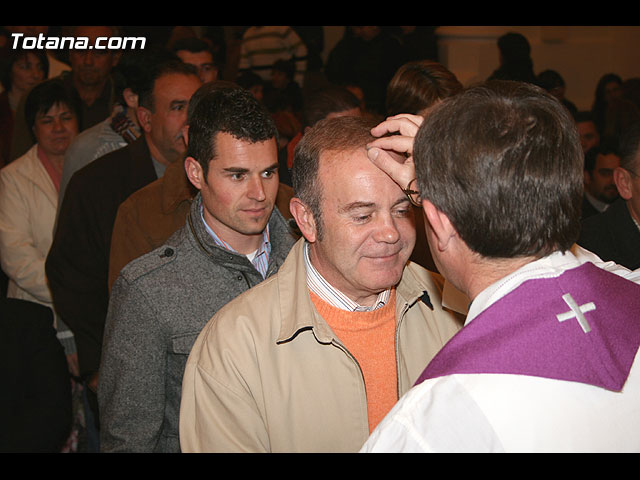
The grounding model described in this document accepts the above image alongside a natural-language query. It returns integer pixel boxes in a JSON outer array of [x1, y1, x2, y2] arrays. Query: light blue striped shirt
[[303, 241, 390, 312], [200, 206, 271, 278]]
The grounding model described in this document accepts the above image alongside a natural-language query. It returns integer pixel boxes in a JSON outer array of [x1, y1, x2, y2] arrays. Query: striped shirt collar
[[303, 241, 390, 312], [200, 205, 271, 278]]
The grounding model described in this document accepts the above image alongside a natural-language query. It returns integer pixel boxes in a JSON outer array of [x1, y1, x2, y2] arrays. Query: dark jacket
[[46, 136, 157, 378], [98, 193, 297, 452], [0, 298, 71, 452], [578, 198, 640, 270]]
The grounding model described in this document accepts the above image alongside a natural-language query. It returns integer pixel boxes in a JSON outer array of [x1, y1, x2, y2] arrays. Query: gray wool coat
[[97, 193, 297, 452]]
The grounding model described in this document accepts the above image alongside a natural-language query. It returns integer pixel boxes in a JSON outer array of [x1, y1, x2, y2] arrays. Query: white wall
[[436, 26, 640, 112]]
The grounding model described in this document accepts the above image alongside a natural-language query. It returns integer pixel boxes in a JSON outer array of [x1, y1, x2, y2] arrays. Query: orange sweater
[[310, 289, 398, 433]]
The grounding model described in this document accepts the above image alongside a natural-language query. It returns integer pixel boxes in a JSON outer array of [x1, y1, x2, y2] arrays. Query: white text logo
[[11, 33, 146, 50]]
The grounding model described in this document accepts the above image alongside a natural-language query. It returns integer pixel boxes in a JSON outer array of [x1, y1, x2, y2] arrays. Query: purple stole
[[416, 263, 640, 391]]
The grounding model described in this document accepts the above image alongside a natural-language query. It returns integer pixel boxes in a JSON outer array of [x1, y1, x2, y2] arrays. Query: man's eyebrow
[[339, 201, 376, 214], [222, 162, 279, 174], [392, 196, 411, 207], [223, 167, 249, 174], [339, 195, 410, 213]]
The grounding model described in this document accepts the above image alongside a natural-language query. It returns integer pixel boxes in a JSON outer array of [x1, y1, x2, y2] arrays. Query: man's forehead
[[211, 132, 277, 165], [319, 148, 406, 201], [320, 146, 403, 175], [319, 147, 368, 175]]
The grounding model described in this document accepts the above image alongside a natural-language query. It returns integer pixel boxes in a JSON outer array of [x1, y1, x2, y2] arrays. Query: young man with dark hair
[[98, 85, 297, 452], [362, 81, 640, 453]]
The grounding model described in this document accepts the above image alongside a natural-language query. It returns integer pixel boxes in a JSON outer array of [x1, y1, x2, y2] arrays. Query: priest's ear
[[422, 199, 458, 252], [289, 197, 319, 243]]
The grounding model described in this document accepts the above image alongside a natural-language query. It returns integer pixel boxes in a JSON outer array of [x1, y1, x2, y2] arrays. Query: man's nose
[[373, 215, 401, 243], [247, 176, 266, 201]]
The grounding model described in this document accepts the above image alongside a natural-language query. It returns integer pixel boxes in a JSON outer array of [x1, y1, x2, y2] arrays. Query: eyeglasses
[[403, 178, 422, 208]]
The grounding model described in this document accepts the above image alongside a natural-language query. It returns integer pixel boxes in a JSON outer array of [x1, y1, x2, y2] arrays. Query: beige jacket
[[180, 239, 462, 453], [0, 145, 58, 310]]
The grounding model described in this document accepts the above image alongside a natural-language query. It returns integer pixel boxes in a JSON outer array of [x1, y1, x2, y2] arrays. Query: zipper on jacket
[[330, 338, 367, 391], [329, 337, 370, 436], [328, 299, 413, 418], [395, 301, 411, 399]]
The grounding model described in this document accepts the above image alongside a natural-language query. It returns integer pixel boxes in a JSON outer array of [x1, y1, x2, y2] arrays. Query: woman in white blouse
[[0, 78, 78, 359]]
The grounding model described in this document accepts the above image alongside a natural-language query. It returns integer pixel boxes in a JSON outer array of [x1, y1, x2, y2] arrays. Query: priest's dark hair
[[414, 80, 583, 259]]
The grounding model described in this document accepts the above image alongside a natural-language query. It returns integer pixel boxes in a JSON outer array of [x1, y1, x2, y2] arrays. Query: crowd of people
[[0, 26, 638, 453]]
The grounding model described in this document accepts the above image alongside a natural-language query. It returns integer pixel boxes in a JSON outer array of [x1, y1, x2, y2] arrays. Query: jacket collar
[[276, 239, 427, 344]]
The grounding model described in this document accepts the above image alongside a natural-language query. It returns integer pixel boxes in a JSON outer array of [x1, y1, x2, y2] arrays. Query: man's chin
[[237, 214, 273, 235], [363, 265, 404, 289]]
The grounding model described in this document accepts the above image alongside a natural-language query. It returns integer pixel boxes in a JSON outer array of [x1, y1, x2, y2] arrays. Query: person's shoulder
[[117, 175, 164, 214], [66, 144, 138, 200], [0, 147, 42, 189], [66, 119, 121, 158], [579, 202, 623, 246], [118, 231, 187, 285], [70, 118, 111, 144], [78, 136, 140, 177]]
